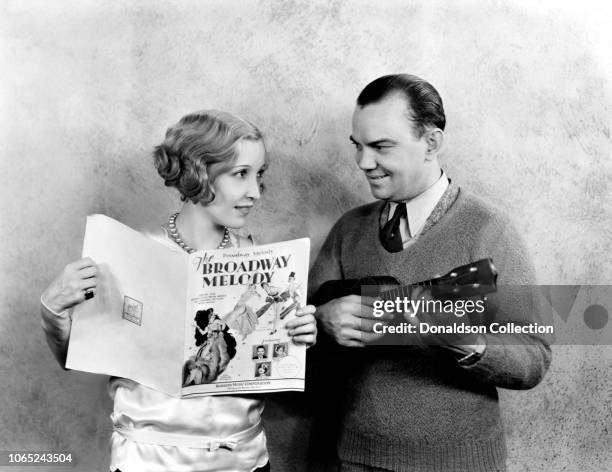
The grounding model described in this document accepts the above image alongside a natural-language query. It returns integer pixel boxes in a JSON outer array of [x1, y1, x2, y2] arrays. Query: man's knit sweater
[[308, 185, 551, 472]]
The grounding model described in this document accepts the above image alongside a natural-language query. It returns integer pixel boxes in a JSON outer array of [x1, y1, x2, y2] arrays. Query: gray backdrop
[[1, 1, 611, 471]]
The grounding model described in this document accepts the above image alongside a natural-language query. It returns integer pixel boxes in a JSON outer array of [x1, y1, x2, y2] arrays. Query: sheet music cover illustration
[[67, 214, 309, 397], [182, 244, 308, 396]]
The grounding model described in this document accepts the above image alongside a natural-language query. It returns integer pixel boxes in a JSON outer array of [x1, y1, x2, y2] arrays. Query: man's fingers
[[334, 322, 389, 346], [355, 305, 395, 321], [358, 318, 389, 332], [341, 327, 369, 343], [333, 298, 375, 319], [358, 296, 376, 307], [336, 335, 366, 348], [339, 313, 392, 332], [341, 295, 363, 304], [353, 304, 374, 318], [335, 295, 395, 320], [369, 310, 396, 321], [410, 285, 424, 299], [340, 295, 376, 308], [360, 331, 386, 344], [339, 313, 381, 331]]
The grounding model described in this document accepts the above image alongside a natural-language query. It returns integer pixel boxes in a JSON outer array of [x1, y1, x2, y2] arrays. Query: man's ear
[[424, 129, 444, 160]]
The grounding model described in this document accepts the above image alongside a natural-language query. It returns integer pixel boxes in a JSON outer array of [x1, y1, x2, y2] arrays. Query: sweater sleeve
[[461, 213, 552, 389], [308, 218, 345, 304]]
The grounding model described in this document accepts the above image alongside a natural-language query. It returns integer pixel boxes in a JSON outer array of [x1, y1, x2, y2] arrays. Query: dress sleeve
[[40, 300, 72, 369]]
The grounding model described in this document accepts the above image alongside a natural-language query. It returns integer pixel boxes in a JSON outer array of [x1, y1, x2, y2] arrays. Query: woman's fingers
[[287, 317, 317, 336], [290, 333, 316, 346], [81, 278, 97, 291], [42, 259, 99, 313], [286, 304, 316, 329], [287, 308, 318, 346], [78, 265, 97, 279], [69, 257, 97, 270], [285, 312, 316, 330], [294, 304, 316, 317]]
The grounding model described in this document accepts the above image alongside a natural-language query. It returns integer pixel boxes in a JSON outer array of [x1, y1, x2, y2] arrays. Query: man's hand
[[402, 286, 482, 348], [315, 295, 392, 347]]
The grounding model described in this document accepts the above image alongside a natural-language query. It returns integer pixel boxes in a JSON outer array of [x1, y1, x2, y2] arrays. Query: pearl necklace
[[167, 213, 231, 253]]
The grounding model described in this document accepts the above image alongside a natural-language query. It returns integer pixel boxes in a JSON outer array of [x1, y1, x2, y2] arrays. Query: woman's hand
[[41, 257, 98, 315], [40, 257, 97, 368], [285, 305, 317, 347]]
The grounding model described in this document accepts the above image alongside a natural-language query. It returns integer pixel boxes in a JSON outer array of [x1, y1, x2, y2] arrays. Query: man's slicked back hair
[[356, 74, 446, 137]]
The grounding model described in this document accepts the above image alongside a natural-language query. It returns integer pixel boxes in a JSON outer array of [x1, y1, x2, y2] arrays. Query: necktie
[[380, 203, 407, 252]]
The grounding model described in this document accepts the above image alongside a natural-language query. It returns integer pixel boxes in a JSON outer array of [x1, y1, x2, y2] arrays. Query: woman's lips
[[234, 205, 253, 215]]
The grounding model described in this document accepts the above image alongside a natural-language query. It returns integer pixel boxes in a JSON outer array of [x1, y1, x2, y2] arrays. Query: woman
[[255, 362, 271, 378], [273, 344, 288, 358], [40, 110, 317, 472]]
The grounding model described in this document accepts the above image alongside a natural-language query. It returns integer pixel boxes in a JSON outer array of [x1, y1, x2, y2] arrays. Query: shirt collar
[[388, 171, 449, 238]]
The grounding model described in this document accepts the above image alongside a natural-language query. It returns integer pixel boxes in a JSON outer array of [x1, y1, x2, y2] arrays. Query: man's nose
[[356, 148, 377, 170]]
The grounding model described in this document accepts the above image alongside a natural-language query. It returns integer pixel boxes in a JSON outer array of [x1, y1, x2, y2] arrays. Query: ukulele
[[312, 258, 498, 306]]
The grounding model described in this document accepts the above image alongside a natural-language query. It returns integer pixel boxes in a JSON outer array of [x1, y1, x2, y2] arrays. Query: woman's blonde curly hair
[[153, 110, 263, 204]]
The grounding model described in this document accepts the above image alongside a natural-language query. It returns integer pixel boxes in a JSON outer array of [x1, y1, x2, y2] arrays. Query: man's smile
[[366, 173, 389, 181]]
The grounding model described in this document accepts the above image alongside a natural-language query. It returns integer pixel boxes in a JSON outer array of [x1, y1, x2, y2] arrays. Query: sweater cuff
[[459, 333, 549, 389], [460, 338, 506, 379]]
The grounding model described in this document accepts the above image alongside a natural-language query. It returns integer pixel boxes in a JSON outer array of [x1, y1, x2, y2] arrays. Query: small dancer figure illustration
[[260, 282, 286, 335], [223, 284, 261, 341]]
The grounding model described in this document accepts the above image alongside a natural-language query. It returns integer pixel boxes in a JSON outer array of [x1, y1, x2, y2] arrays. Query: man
[[308, 74, 551, 472], [254, 345, 267, 360]]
